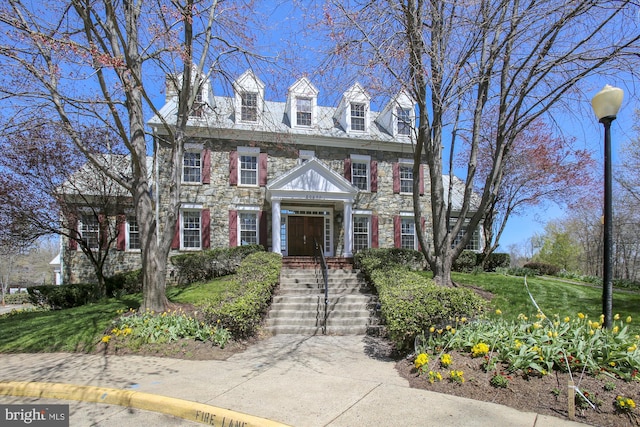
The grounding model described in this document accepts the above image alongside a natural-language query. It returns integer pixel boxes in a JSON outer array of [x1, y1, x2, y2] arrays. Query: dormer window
[[189, 87, 206, 117], [397, 107, 411, 135], [241, 92, 258, 122], [350, 103, 366, 131], [296, 98, 312, 126]]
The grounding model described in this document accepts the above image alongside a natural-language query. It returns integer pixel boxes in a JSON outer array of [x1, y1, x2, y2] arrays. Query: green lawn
[[0, 277, 231, 353], [1, 272, 638, 353], [451, 272, 640, 331]]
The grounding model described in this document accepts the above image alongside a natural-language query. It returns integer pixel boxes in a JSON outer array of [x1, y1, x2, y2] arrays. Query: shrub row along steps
[[265, 267, 382, 335]]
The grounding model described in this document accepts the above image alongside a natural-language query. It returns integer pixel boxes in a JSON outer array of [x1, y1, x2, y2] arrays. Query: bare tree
[[0, 124, 131, 296], [0, 0, 258, 311], [320, 0, 639, 285]]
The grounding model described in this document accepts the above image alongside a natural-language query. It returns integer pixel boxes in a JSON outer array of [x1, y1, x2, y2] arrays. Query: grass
[[167, 276, 233, 304], [1, 271, 638, 353], [450, 272, 640, 333], [0, 295, 139, 353], [0, 277, 231, 353]]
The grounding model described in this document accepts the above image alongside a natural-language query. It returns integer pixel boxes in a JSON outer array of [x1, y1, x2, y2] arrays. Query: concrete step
[[268, 308, 375, 320], [264, 325, 371, 335], [271, 294, 378, 304]]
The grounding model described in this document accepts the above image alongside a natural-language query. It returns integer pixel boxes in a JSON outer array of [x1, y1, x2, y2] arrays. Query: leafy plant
[[614, 395, 636, 413], [490, 373, 510, 388]]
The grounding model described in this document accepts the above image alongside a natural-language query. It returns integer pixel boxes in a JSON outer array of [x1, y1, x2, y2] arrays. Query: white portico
[[266, 158, 359, 257]]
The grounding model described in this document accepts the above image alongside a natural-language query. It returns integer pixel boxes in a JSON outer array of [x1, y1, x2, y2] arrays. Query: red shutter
[[344, 158, 352, 182], [229, 151, 238, 186], [419, 164, 424, 196], [259, 152, 268, 186], [98, 214, 108, 250], [202, 209, 210, 249], [171, 217, 180, 249], [371, 215, 379, 248], [68, 214, 78, 250], [116, 214, 126, 251], [394, 215, 401, 248], [259, 211, 268, 249], [370, 160, 378, 193], [393, 163, 400, 194], [229, 210, 238, 247], [202, 149, 211, 184]]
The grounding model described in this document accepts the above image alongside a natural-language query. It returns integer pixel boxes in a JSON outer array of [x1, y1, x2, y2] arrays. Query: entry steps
[[265, 267, 382, 335]]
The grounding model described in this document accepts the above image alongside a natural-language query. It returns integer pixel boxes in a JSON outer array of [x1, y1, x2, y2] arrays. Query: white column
[[344, 201, 353, 257], [271, 198, 281, 254]]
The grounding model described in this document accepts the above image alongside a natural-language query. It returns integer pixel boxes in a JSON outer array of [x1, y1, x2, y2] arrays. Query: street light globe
[[591, 84, 624, 121]]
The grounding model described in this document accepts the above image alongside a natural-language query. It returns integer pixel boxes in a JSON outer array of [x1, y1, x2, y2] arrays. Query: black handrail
[[314, 238, 328, 334]]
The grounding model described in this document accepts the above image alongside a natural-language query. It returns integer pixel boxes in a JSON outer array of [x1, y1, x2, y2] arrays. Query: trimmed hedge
[[523, 262, 560, 276], [452, 251, 477, 273], [200, 252, 282, 339], [3, 292, 30, 304], [354, 248, 425, 280], [477, 253, 510, 272], [105, 269, 142, 297], [372, 267, 487, 351], [452, 251, 511, 273], [172, 245, 264, 284], [27, 283, 101, 310], [357, 249, 488, 351]]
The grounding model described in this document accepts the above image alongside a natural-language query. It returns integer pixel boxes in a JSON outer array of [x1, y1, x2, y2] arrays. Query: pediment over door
[[266, 158, 358, 202]]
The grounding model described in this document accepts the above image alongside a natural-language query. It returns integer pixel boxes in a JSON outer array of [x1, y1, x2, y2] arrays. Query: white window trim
[[237, 207, 260, 246], [79, 214, 100, 251], [182, 150, 203, 184], [237, 146, 260, 187], [240, 91, 259, 123], [396, 106, 412, 137], [399, 159, 414, 195], [299, 150, 315, 164], [353, 211, 372, 252], [180, 206, 203, 251], [295, 97, 313, 127], [126, 216, 141, 252], [351, 154, 371, 192], [350, 102, 367, 132], [400, 215, 418, 250]]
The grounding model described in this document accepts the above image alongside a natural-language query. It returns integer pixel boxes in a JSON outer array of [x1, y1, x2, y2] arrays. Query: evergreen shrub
[[27, 283, 101, 309]]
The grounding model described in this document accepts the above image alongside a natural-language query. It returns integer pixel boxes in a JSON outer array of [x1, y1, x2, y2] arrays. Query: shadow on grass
[[0, 296, 139, 353]]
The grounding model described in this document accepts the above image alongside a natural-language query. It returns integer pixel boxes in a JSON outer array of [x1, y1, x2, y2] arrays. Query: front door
[[287, 216, 324, 256]]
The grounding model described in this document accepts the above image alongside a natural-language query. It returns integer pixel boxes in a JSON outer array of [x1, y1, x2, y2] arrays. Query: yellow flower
[[460, 317, 467, 323], [429, 326, 435, 333], [101, 335, 111, 343], [628, 344, 638, 352], [446, 325, 452, 331], [547, 331, 553, 338], [589, 330, 595, 336], [614, 313, 620, 320], [600, 314, 605, 322], [495, 309, 502, 315], [591, 322, 600, 329], [440, 354, 453, 368], [414, 353, 429, 370], [471, 343, 490, 357], [626, 316, 633, 324], [610, 361, 616, 367], [578, 312, 585, 319], [564, 316, 570, 322], [613, 326, 619, 334], [533, 322, 542, 329], [450, 328, 456, 334]]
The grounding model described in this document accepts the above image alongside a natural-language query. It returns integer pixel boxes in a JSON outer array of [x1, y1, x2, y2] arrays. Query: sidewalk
[[0, 335, 587, 426]]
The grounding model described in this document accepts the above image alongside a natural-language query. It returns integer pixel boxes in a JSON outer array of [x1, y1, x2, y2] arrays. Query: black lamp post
[[591, 84, 624, 330]]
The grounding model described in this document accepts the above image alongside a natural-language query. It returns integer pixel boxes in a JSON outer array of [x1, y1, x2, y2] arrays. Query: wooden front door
[[287, 216, 324, 256]]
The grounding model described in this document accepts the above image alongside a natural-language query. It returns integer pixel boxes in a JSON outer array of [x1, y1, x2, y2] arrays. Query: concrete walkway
[[0, 335, 588, 426]]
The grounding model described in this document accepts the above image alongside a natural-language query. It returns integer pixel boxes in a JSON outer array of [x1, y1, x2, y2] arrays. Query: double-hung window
[[239, 212, 258, 245], [241, 92, 258, 122], [352, 161, 369, 191], [450, 219, 481, 251], [183, 151, 201, 183], [353, 216, 370, 252], [397, 107, 411, 136], [127, 217, 140, 250], [296, 98, 312, 126], [182, 211, 201, 250], [80, 215, 100, 249], [350, 103, 366, 131], [240, 154, 258, 186], [400, 164, 413, 194], [401, 217, 416, 250]]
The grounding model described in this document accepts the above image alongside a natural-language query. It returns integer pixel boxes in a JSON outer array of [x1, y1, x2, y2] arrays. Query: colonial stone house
[[61, 70, 481, 284]]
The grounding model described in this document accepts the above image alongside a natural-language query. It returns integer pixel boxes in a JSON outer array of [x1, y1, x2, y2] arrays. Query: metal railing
[[314, 238, 329, 334]]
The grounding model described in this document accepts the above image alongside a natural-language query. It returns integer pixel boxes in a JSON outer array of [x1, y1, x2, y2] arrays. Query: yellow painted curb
[[0, 381, 291, 427]]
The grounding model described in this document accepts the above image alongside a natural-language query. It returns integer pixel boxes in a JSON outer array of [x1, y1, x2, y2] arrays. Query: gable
[[267, 158, 358, 202]]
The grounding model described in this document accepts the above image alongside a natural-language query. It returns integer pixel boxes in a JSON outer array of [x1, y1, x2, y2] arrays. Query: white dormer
[[232, 70, 265, 123], [286, 77, 319, 128], [334, 82, 371, 134], [164, 66, 214, 117], [379, 90, 416, 138]]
